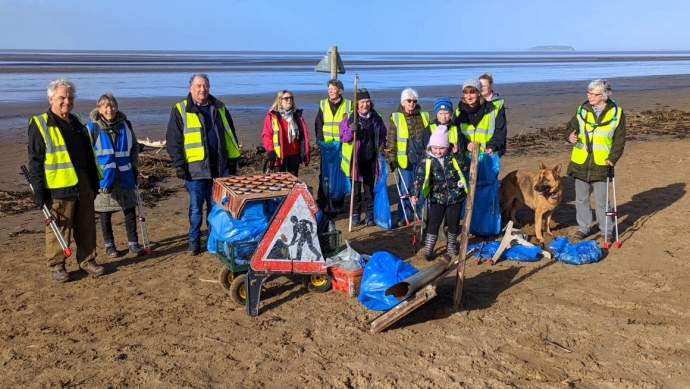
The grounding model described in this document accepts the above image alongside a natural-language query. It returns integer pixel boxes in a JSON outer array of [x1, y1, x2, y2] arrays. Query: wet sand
[[2, 73, 690, 192], [2, 71, 690, 387]]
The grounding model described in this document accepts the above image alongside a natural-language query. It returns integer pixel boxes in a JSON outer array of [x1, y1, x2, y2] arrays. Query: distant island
[[528, 46, 574, 51]]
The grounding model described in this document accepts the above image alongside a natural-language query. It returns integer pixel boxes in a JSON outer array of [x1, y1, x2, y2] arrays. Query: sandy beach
[[1, 74, 689, 388]]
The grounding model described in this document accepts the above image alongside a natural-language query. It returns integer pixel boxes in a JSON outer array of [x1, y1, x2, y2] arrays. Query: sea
[[2, 50, 690, 103]]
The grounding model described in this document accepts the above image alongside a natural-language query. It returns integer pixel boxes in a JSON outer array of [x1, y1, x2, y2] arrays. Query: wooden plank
[[370, 285, 438, 334], [369, 249, 476, 333], [452, 144, 480, 310]]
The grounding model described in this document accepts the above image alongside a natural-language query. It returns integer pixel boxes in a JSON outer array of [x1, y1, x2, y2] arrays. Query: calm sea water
[[2, 50, 690, 103]]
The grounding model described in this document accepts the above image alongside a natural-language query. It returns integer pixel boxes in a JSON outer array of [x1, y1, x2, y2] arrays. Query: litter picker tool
[[134, 185, 152, 255], [20, 165, 71, 258], [262, 158, 274, 174], [392, 168, 410, 226], [604, 165, 620, 249], [348, 74, 359, 232]]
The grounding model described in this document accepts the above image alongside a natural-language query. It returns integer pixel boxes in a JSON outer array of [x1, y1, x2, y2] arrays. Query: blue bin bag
[[468, 241, 500, 259], [467, 240, 541, 262], [207, 201, 272, 264], [463, 153, 501, 236], [503, 244, 541, 262], [547, 236, 603, 265], [357, 251, 419, 311], [319, 140, 351, 199], [373, 153, 392, 229]]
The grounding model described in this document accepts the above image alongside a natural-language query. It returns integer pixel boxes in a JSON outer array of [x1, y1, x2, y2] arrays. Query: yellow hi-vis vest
[[319, 98, 353, 176], [30, 113, 103, 188], [319, 98, 352, 141], [571, 104, 621, 165], [421, 157, 468, 198], [175, 101, 241, 163], [390, 111, 430, 169], [428, 123, 459, 145], [457, 99, 504, 155]]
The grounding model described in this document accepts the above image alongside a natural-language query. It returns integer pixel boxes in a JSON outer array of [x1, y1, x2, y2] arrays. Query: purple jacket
[[339, 111, 387, 181]]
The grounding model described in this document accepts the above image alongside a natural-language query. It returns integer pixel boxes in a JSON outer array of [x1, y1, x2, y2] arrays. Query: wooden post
[[330, 46, 338, 80], [452, 143, 480, 309], [347, 74, 359, 232]]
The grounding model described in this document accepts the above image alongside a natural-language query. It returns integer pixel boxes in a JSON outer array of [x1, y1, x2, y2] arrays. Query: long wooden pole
[[330, 46, 338, 80], [347, 74, 359, 232], [452, 143, 480, 309]]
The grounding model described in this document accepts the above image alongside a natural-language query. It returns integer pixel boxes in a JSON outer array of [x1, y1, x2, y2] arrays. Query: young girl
[[410, 126, 468, 260]]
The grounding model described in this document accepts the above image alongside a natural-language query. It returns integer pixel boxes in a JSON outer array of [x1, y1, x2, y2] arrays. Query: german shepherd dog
[[499, 161, 563, 242]]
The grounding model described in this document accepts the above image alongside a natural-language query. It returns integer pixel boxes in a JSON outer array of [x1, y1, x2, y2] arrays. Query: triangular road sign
[[315, 50, 346, 74], [250, 182, 327, 274]]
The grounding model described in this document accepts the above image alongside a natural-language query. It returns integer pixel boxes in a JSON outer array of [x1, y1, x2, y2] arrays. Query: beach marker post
[[314, 46, 346, 79]]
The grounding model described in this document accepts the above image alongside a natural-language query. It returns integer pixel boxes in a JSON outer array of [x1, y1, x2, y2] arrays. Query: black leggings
[[426, 202, 462, 236], [276, 154, 302, 177], [99, 207, 138, 245]]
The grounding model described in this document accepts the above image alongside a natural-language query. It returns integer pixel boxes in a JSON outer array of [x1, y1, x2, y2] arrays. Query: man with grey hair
[[27, 78, 105, 282], [166, 74, 241, 256], [566, 79, 626, 242]]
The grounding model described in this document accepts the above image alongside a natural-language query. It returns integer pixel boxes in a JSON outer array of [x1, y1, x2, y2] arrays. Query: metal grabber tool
[[604, 165, 620, 249], [135, 185, 153, 255], [21, 165, 71, 258], [392, 168, 410, 226]]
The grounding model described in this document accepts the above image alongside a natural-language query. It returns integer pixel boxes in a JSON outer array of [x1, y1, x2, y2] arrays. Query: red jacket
[[261, 109, 310, 167]]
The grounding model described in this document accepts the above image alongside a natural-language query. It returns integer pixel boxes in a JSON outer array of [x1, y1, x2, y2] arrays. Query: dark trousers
[[99, 207, 138, 246], [351, 161, 376, 217], [276, 154, 301, 177], [427, 202, 462, 236]]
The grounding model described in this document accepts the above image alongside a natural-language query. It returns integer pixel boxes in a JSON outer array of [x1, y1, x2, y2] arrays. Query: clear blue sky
[[1, 0, 688, 51]]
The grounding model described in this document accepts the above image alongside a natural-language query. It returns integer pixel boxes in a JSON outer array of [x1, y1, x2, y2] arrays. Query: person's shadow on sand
[[616, 182, 686, 245]]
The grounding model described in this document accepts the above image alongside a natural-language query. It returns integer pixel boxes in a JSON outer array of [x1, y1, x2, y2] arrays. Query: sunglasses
[[282, 96, 293, 100], [405, 99, 418, 104]]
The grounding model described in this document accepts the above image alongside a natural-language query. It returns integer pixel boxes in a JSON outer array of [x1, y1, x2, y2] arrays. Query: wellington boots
[[421, 233, 438, 261], [447, 232, 459, 257]]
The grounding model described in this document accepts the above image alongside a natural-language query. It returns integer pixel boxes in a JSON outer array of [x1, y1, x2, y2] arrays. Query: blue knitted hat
[[434, 97, 453, 117]]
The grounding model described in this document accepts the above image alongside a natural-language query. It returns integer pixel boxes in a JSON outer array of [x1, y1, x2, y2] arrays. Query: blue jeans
[[396, 164, 421, 223], [185, 179, 214, 242]]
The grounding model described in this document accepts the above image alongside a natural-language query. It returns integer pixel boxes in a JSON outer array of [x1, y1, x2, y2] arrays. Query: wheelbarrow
[[212, 173, 341, 315]]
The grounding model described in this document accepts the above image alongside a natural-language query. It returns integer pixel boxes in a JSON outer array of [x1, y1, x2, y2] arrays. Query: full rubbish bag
[[467, 240, 541, 262], [463, 152, 501, 236], [358, 251, 419, 310], [207, 200, 272, 264], [373, 153, 392, 229], [319, 140, 351, 200], [547, 236, 603, 265], [325, 240, 365, 271]]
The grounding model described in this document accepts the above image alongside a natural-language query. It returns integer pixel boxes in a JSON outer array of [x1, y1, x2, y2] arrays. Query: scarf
[[458, 101, 486, 127], [97, 112, 125, 132], [279, 108, 300, 143]]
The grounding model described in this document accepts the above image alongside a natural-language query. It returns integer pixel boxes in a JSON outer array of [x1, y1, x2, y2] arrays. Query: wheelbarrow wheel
[[219, 267, 236, 290], [230, 273, 248, 305], [303, 274, 332, 293]]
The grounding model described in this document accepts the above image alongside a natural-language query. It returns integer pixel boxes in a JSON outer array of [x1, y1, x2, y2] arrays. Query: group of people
[[27, 73, 625, 281]]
